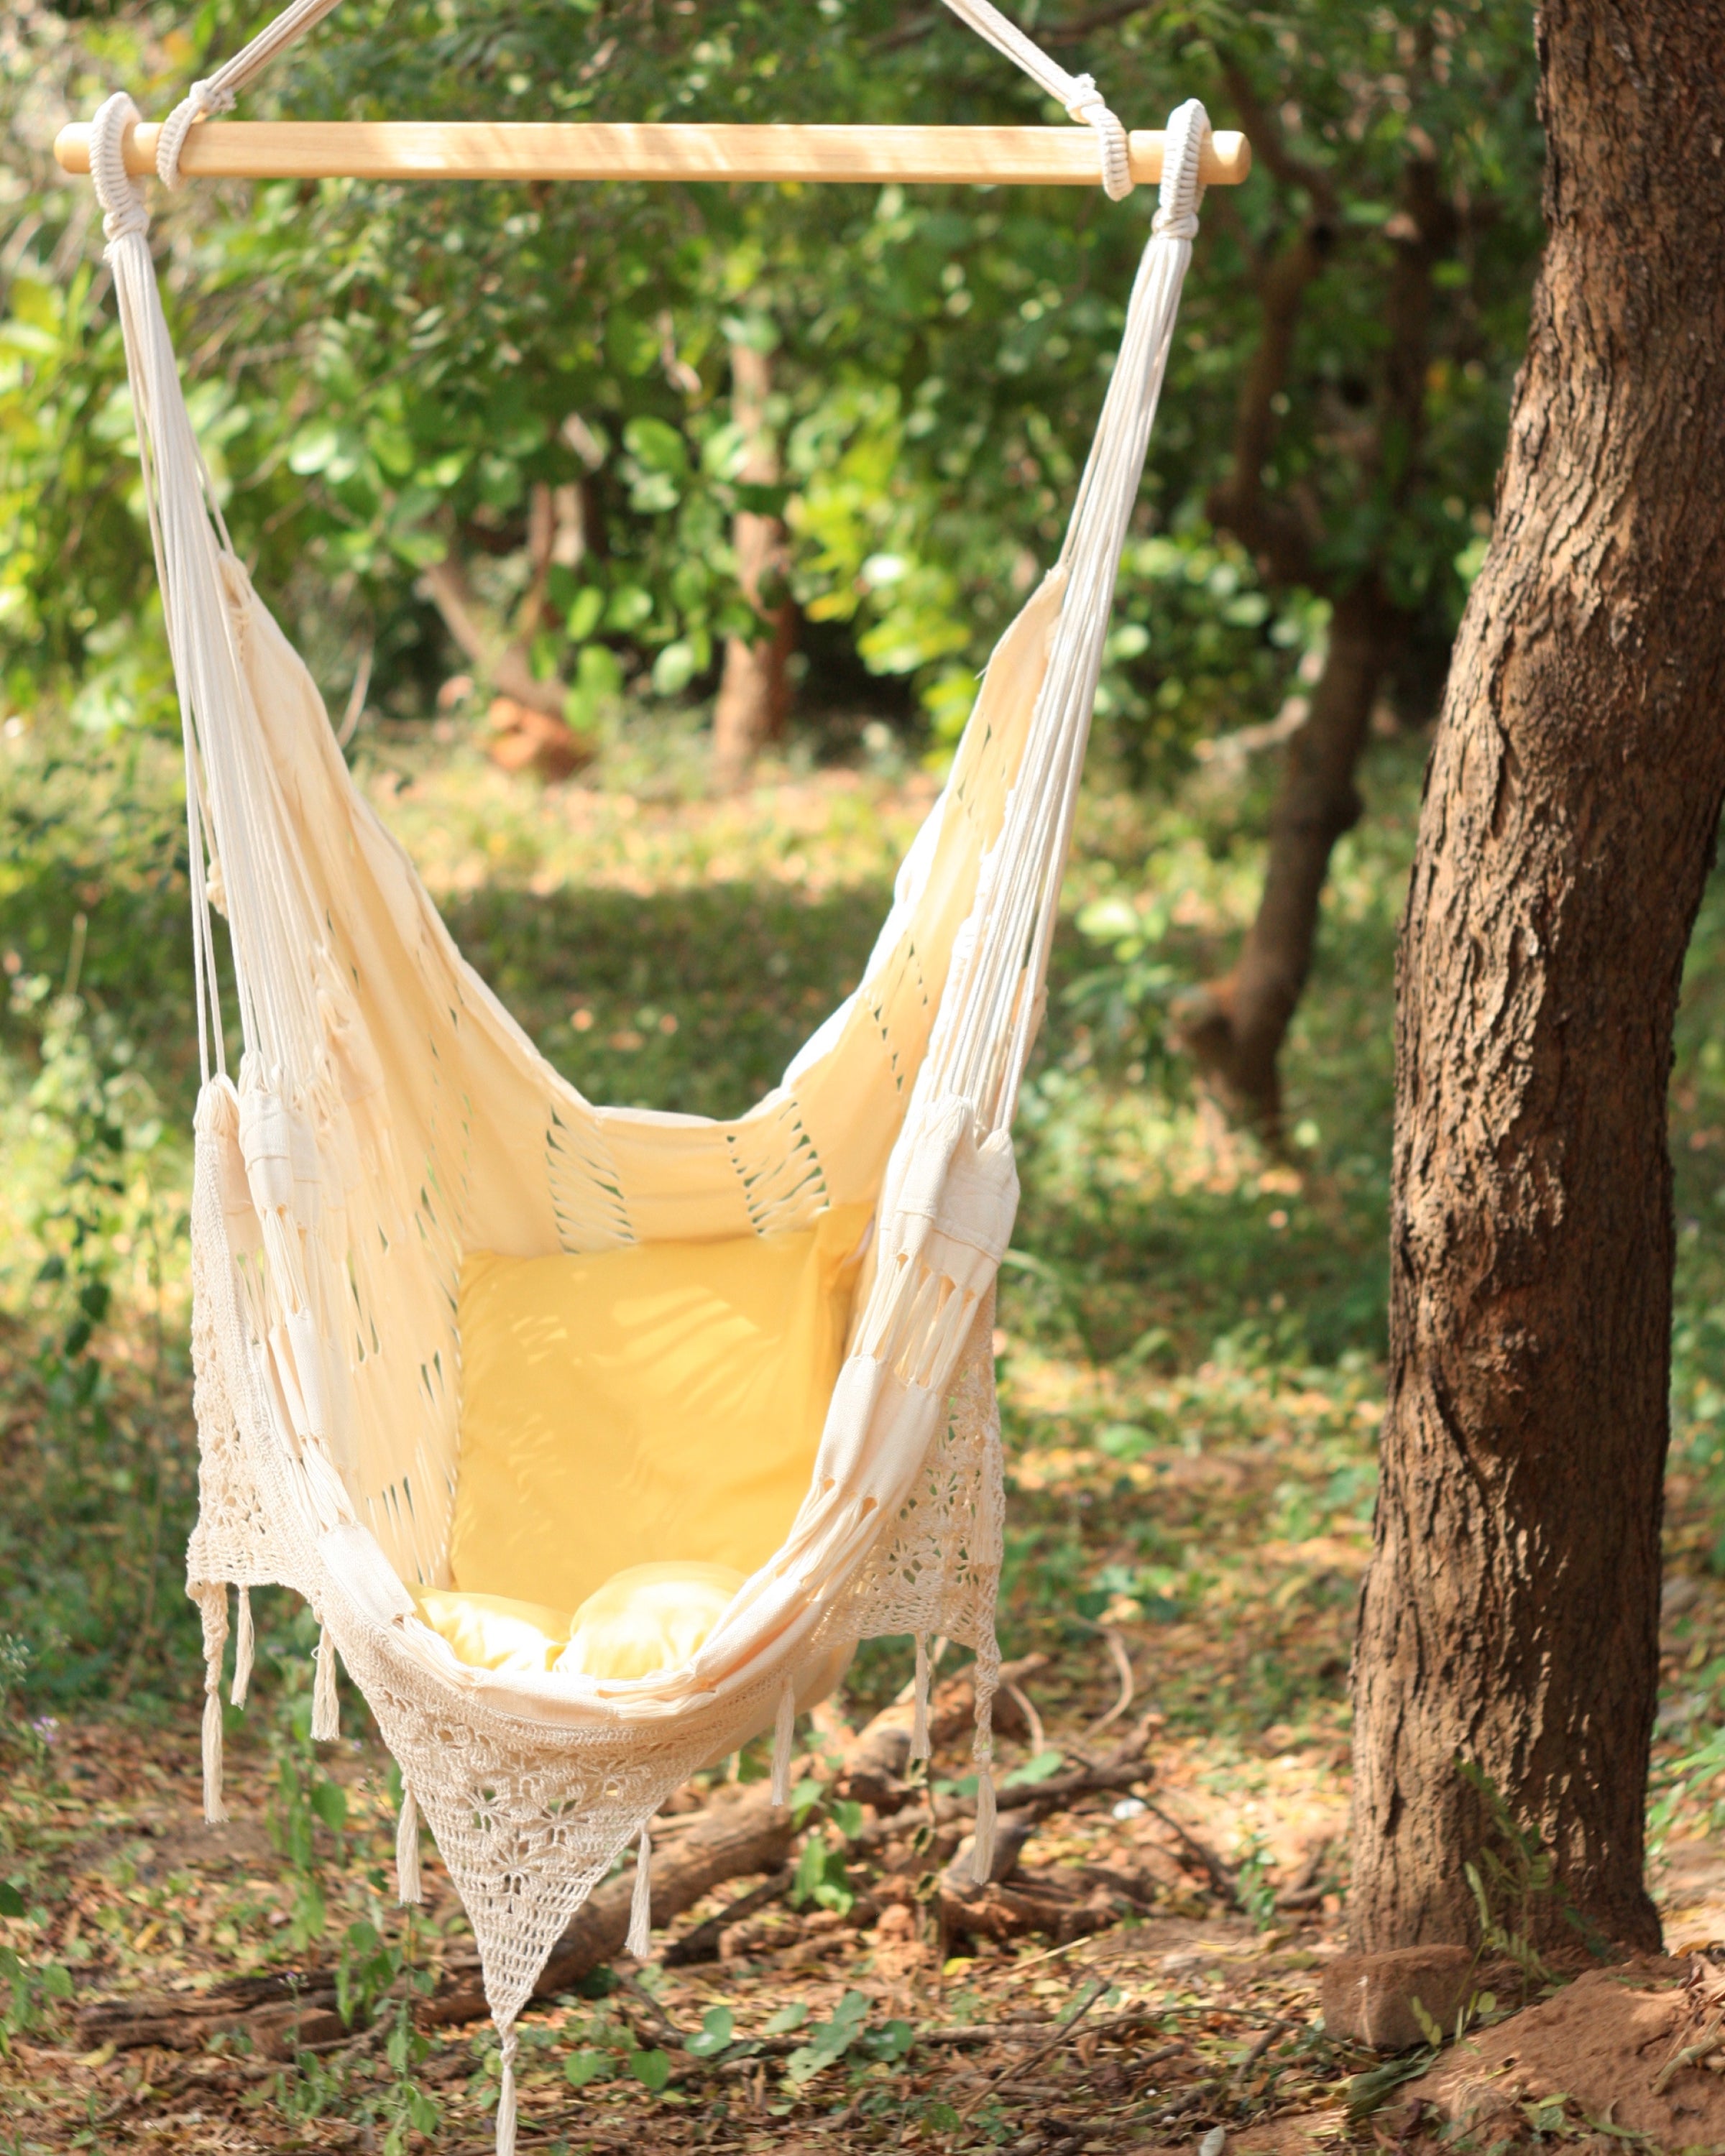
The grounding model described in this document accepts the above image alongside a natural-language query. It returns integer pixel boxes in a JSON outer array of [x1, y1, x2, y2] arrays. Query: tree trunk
[[1351, 0, 1725, 1955], [1177, 583, 1394, 1134], [712, 339, 794, 793]]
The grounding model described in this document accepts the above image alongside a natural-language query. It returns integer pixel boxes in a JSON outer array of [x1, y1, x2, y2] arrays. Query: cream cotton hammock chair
[[80, 0, 1209, 2134]]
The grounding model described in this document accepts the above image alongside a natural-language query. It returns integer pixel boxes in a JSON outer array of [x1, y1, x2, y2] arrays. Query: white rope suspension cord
[[156, 0, 345, 188], [935, 0, 1134, 200], [926, 101, 1208, 1130], [90, 93, 330, 1092]]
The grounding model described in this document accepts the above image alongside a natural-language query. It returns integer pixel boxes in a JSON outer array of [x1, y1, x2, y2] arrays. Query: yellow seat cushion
[[411, 1587, 569, 1675], [449, 1204, 870, 1616], [556, 1561, 745, 1681]]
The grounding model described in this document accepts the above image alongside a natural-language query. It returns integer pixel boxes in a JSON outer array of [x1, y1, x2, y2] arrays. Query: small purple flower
[[30, 1716, 58, 1745]]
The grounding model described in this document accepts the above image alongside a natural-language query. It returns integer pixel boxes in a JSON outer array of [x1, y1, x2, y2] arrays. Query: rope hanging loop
[[1063, 72, 1132, 201], [88, 93, 150, 246], [1151, 97, 1210, 243]]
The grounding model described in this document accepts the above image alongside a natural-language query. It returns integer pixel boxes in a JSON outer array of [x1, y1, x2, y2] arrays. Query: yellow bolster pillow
[[413, 1564, 745, 1682], [411, 1587, 569, 1675], [554, 1561, 745, 1682]]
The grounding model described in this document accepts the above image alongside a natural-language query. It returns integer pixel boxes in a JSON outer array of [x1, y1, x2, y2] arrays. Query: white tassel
[[970, 1764, 998, 1884], [627, 1823, 653, 1959], [396, 1784, 423, 1905], [196, 1584, 229, 1823], [495, 2027, 518, 2156], [231, 1586, 254, 1707], [310, 1622, 339, 1741], [201, 1683, 228, 1825], [969, 1645, 1000, 1882], [910, 1634, 932, 1760], [770, 1677, 796, 1805]]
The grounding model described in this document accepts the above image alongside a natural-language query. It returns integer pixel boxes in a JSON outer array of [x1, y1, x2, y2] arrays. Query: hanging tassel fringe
[[627, 1823, 654, 1959], [196, 1584, 229, 1823], [231, 1586, 254, 1707], [495, 2027, 518, 2156], [909, 1634, 932, 1761], [311, 1622, 339, 1741], [970, 1762, 998, 1884], [201, 1682, 227, 1824], [396, 1785, 423, 1905], [770, 1677, 796, 1805], [968, 1638, 1001, 1883]]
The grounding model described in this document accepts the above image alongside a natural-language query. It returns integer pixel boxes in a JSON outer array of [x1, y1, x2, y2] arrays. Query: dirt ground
[[6, 1678, 1725, 2156]]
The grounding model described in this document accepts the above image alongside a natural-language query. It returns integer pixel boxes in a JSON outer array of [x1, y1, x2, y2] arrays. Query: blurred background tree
[[2, 0, 1541, 1118]]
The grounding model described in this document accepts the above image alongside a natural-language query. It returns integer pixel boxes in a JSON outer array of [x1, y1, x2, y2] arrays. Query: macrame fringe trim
[[396, 1785, 423, 1905], [231, 1585, 254, 1707], [770, 1678, 796, 1805], [627, 1823, 653, 1959], [495, 2027, 518, 2156], [311, 1622, 339, 1741]]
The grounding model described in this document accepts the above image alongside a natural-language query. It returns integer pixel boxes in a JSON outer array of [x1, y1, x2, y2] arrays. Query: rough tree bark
[[1351, 0, 1725, 1955], [1184, 75, 1453, 1135], [712, 339, 796, 793]]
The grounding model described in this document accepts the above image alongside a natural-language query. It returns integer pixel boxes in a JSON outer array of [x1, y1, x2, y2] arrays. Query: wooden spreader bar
[[55, 118, 1251, 189]]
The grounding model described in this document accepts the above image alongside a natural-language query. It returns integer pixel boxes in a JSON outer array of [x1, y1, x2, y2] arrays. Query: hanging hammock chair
[[80, 1, 1209, 2136]]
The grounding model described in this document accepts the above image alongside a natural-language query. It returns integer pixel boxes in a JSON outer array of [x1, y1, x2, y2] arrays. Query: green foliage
[[2, 1, 1542, 768]]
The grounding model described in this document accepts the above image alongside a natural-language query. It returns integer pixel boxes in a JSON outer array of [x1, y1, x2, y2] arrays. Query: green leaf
[[564, 2047, 612, 2086], [650, 639, 700, 696], [1003, 1750, 1064, 1789], [685, 2006, 733, 2059], [566, 587, 605, 642], [630, 2046, 672, 2092], [623, 418, 689, 478], [310, 1779, 348, 1832], [763, 2001, 807, 2036], [0, 1883, 24, 1918]]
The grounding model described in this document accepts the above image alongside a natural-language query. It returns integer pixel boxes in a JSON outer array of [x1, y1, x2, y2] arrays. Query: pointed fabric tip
[[231, 1585, 254, 1707], [311, 1623, 339, 1741], [970, 1764, 998, 1884], [495, 2028, 518, 2156], [396, 1784, 423, 1905], [910, 1635, 932, 1760], [770, 1677, 796, 1805], [627, 1823, 653, 1959]]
